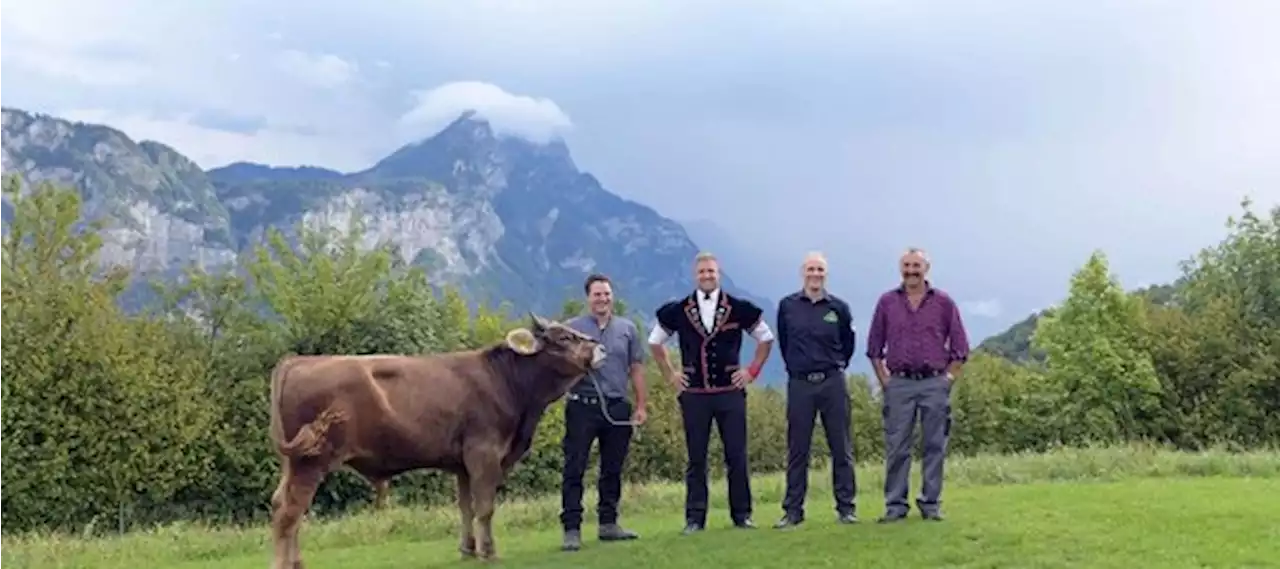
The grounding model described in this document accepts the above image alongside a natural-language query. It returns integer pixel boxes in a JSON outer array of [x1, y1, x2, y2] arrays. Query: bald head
[[801, 251, 827, 293], [801, 251, 827, 269]]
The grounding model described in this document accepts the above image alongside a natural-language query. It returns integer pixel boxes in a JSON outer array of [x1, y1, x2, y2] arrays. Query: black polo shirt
[[776, 290, 856, 377]]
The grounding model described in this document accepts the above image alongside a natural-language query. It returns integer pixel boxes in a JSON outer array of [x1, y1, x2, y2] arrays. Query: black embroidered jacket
[[655, 291, 765, 392]]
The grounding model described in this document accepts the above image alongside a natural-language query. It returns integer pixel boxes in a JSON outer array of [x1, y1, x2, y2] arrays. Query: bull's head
[[505, 312, 607, 377]]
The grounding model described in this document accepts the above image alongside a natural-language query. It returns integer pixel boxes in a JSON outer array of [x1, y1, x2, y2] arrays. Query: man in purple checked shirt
[[865, 247, 970, 523]]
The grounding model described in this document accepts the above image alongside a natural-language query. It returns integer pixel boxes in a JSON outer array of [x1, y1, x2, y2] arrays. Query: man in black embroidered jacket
[[649, 252, 776, 534]]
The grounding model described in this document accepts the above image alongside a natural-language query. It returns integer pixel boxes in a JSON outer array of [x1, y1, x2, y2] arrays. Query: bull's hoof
[[459, 536, 477, 559], [477, 541, 498, 562]]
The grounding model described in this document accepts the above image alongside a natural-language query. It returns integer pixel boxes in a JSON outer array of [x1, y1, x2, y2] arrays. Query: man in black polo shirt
[[649, 252, 775, 535], [772, 252, 859, 529]]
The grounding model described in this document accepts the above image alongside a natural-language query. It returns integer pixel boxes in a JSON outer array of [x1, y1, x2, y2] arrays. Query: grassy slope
[[7, 445, 1280, 569]]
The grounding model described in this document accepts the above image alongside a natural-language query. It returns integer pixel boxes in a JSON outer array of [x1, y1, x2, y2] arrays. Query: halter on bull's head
[[505, 312, 607, 378]]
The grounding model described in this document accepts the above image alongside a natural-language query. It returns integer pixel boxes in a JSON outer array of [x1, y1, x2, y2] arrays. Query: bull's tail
[[268, 354, 298, 454], [278, 407, 345, 458], [269, 355, 346, 458]]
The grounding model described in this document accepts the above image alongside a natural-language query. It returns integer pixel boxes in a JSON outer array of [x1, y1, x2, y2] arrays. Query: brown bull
[[267, 313, 606, 568]]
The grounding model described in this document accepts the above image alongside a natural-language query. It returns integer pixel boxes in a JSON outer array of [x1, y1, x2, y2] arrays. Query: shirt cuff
[[647, 323, 671, 345]]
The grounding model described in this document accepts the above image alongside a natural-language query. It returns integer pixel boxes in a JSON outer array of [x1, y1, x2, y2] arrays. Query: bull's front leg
[[463, 448, 503, 561], [456, 472, 476, 558]]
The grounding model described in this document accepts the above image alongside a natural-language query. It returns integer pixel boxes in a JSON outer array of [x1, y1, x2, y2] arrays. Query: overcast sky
[[4, 0, 1277, 340]]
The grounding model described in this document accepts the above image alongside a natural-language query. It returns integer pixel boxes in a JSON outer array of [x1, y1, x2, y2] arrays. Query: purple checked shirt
[[865, 285, 971, 373]]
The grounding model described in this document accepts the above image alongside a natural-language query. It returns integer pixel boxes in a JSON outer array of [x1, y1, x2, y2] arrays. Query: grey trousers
[[881, 374, 952, 517]]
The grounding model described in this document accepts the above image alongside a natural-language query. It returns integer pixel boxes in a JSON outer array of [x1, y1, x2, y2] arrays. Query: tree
[[1152, 198, 1280, 446], [1032, 251, 1164, 445], [1, 176, 215, 532]]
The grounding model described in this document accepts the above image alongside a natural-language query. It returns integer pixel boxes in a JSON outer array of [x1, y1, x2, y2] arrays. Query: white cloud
[[3, 49, 153, 87], [398, 81, 573, 144], [273, 50, 359, 89], [961, 299, 1003, 319]]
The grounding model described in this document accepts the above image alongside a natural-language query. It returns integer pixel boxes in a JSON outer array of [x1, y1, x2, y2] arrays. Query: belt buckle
[[805, 371, 826, 383]]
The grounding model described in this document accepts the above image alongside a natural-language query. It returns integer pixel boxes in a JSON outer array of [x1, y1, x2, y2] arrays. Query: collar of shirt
[[698, 288, 721, 303], [896, 280, 935, 295], [798, 288, 829, 303]]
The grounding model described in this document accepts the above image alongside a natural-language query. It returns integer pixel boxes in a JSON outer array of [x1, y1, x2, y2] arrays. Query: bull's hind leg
[[463, 448, 503, 561], [371, 477, 390, 510], [456, 471, 476, 558], [270, 460, 325, 569]]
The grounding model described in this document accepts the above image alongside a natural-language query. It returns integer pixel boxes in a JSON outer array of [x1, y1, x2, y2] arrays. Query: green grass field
[[7, 445, 1280, 569]]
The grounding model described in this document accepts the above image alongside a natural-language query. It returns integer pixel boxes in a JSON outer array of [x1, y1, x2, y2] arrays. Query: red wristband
[[748, 363, 761, 378]]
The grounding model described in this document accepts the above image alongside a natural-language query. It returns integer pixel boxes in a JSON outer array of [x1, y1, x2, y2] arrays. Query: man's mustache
[[903, 272, 922, 278]]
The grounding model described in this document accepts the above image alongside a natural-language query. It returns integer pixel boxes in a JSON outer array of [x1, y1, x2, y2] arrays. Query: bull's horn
[[505, 327, 542, 355], [528, 311, 551, 332]]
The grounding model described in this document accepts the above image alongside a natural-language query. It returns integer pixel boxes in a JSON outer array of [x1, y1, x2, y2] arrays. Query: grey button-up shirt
[[565, 314, 645, 400]]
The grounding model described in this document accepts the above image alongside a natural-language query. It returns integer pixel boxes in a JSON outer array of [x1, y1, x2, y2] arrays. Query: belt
[[890, 369, 943, 380], [567, 393, 623, 406], [790, 369, 838, 384]]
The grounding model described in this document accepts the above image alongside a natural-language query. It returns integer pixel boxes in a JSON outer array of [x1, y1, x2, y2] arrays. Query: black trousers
[[679, 389, 752, 525], [560, 396, 633, 531], [782, 370, 857, 519]]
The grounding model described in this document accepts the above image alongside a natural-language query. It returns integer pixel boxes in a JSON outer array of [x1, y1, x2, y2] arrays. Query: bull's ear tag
[[506, 328, 541, 355]]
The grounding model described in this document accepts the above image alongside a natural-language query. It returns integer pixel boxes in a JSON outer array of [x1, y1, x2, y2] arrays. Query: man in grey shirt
[[560, 273, 650, 551]]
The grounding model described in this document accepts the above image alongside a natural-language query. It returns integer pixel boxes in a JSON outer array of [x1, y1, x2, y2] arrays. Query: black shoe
[[734, 518, 757, 529], [598, 523, 639, 541], [837, 512, 859, 524], [682, 522, 705, 535], [921, 511, 944, 522], [561, 529, 582, 551], [877, 513, 907, 524], [773, 515, 803, 529]]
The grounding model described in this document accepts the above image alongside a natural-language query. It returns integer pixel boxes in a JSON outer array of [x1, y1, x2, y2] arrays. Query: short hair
[[902, 247, 931, 264], [694, 251, 718, 264], [583, 273, 612, 295]]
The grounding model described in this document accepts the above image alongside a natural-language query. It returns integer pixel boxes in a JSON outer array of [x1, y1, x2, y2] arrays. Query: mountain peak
[[432, 109, 496, 145], [359, 110, 576, 182]]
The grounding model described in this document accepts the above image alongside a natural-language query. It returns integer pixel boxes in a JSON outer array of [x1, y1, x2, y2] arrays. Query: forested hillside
[[3, 177, 1276, 537]]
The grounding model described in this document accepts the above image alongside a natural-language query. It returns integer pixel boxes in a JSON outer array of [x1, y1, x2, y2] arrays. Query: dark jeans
[[782, 370, 857, 520], [560, 396, 633, 531], [882, 374, 952, 517], [679, 389, 752, 525]]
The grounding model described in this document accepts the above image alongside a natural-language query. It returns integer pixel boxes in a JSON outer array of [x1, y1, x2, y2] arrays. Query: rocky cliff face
[[1, 108, 774, 330], [1, 108, 236, 275]]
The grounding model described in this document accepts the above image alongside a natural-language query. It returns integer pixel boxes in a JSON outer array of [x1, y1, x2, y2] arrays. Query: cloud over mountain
[[399, 81, 573, 144]]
